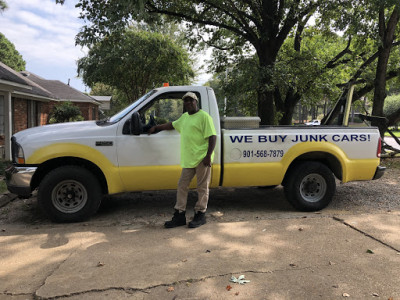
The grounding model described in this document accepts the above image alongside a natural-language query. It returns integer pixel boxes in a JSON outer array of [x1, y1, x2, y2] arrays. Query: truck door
[[116, 92, 198, 191]]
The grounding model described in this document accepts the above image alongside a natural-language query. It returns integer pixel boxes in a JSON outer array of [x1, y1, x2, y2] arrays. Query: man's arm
[[148, 122, 174, 135], [202, 135, 217, 167]]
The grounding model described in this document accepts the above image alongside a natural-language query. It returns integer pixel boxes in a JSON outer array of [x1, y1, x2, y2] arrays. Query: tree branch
[[198, 33, 240, 51], [146, 2, 256, 44], [384, 5, 400, 47], [276, 1, 317, 51], [325, 38, 352, 69], [225, 0, 261, 29], [294, 12, 312, 51]]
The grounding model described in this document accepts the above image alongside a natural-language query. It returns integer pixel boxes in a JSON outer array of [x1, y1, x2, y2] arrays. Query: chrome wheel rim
[[51, 180, 88, 213], [300, 173, 326, 203]]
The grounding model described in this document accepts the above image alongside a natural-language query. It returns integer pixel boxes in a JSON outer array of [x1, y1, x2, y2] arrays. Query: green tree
[[0, 1, 7, 11], [78, 28, 194, 102], [59, 0, 351, 125], [368, 1, 400, 132], [60, 0, 400, 128], [384, 94, 400, 119], [90, 82, 114, 96], [211, 31, 353, 123], [319, 0, 400, 134], [89, 82, 129, 116], [384, 94, 400, 130], [49, 102, 84, 123], [269, 30, 355, 124], [206, 57, 258, 117], [0, 33, 26, 71]]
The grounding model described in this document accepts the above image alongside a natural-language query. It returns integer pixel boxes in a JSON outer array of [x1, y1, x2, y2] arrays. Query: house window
[[27, 100, 39, 128], [92, 107, 96, 120], [0, 95, 4, 135]]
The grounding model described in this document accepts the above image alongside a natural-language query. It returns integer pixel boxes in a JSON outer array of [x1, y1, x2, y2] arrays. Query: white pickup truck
[[6, 86, 385, 222]]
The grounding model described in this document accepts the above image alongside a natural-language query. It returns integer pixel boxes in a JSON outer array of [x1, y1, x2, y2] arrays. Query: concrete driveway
[[1, 192, 400, 299], [1, 162, 400, 299], [384, 136, 400, 150]]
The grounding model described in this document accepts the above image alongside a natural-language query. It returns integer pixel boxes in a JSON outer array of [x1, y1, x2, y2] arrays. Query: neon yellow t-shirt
[[172, 109, 216, 168]]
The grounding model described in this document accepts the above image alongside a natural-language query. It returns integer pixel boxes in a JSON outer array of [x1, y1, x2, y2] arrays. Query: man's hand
[[202, 155, 212, 167], [202, 135, 216, 167], [148, 122, 174, 135]]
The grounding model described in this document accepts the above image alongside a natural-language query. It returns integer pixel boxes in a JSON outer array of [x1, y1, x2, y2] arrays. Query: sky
[[1, 0, 89, 92], [1, 0, 210, 93]]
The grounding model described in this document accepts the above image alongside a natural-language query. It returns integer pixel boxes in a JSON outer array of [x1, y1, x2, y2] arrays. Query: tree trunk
[[371, 6, 399, 136], [257, 89, 275, 125], [257, 46, 278, 125], [279, 90, 301, 125]]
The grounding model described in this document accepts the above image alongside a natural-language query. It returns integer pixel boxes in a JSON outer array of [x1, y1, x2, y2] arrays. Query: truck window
[[138, 92, 201, 133], [143, 98, 183, 124]]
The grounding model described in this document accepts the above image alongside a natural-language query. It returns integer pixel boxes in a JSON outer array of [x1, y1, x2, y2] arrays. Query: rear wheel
[[284, 161, 336, 211], [38, 166, 102, 222]]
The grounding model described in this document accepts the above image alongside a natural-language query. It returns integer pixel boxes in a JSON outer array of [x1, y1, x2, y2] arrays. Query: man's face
[[183, 97, 198, 114]]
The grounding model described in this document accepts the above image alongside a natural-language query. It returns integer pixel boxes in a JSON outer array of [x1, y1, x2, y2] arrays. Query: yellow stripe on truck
[[222, 142, 379, 186], [28, 143, 223, 193], [27, 143, 124, 194], [342, 159, 379, 182], [223, 162, 283, 187], [283, 142, 379, 182], [119, 163, 221, 190], [119, 165, 182, 191]]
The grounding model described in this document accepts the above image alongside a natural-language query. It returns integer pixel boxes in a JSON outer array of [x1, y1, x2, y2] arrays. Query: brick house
[[0, 62, 100, 160], [21, 71, 100, 122]]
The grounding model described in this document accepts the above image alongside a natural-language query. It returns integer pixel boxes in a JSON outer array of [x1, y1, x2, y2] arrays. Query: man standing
[[148, 92, 216, 228]]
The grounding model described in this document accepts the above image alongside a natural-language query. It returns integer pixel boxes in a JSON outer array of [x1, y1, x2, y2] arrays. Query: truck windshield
[[108, 89, 157, 123]]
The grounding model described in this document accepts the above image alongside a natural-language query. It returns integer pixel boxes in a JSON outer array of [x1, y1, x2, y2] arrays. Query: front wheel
[[284, 161, 336, 211], [38, 166, 102, 222]]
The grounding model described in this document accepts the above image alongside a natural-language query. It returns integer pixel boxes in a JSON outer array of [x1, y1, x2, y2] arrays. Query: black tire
[[284, 161, 336, 211], [38, 166, 102, 222]]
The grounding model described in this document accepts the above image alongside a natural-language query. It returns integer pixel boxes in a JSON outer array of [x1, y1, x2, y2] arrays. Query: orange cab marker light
[[18, 157, 25, 164], [163, 82, 169, 87]]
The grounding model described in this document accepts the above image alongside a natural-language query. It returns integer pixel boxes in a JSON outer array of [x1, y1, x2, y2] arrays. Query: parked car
[[305, 119, 321, 126]]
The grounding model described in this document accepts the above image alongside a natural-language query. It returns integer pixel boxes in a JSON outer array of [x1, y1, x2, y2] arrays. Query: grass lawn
[[0, 160, 10, 194], [385, 130, 400, 137], [382, 157, 400, 169]]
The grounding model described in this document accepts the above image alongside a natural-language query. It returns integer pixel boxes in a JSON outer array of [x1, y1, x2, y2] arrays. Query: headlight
[[11, 137, 25, 164]]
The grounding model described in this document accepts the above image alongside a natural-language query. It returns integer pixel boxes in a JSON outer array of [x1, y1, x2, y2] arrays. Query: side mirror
[[131, 112, 142, 135]]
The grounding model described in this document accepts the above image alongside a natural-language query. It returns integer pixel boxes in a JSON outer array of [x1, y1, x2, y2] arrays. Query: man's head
[[182, 92, 199, 114]]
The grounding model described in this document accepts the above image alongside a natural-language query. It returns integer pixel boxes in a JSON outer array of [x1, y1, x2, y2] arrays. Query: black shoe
[[188, 211, 206, 228], [164, 210, 186, 228]]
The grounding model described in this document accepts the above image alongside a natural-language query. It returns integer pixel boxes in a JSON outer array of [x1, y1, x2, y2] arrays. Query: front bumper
[[373, 165, 386, 180], [5, 165, 37, 197]]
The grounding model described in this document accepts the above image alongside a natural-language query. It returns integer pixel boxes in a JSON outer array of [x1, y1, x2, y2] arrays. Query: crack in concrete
[[1, 291, 34, 299], [332, 216, 400, 253], [33, 249, 79, 300], [33, 287, 146, 300], [31, 268, 316, 299]]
